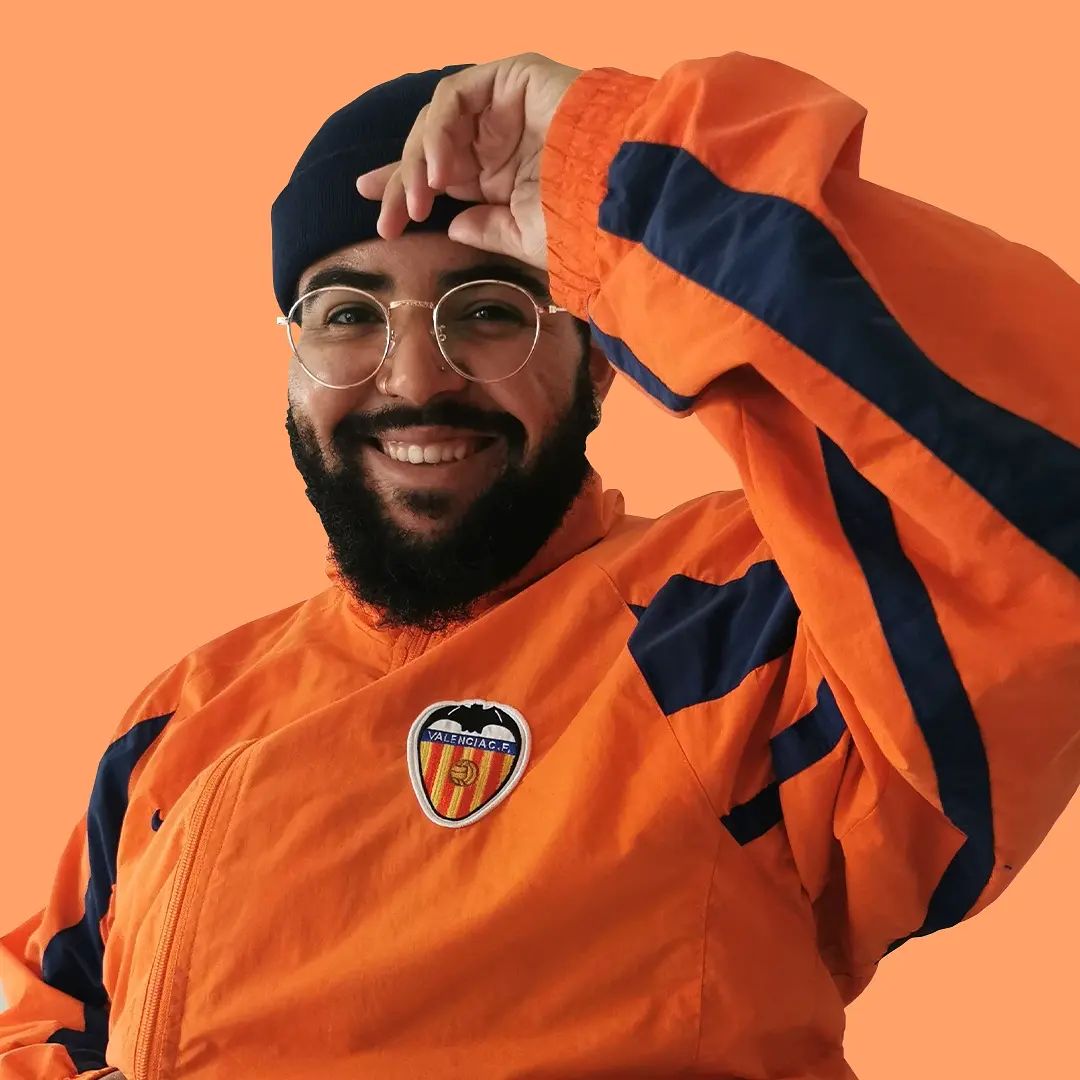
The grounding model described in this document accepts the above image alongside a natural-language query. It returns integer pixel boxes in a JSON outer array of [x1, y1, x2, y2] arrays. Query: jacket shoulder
[[117, 586, 344, 737], [592, 488, 769, 603]]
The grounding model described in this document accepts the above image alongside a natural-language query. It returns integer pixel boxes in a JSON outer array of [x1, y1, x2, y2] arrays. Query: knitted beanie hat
[[271, 64, 476, 315]]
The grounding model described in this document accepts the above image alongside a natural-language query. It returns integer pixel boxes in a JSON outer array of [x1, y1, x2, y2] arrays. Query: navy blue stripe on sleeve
[[628, 560, 799, 716], [589, 322, 696, 414], [598, 141, 1080, 576], [819, 432, 994, 945], [43, 711, 173, 1070]]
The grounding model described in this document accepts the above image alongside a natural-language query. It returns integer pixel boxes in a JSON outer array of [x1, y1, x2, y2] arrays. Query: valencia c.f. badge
[[407, 700, 530, 828]]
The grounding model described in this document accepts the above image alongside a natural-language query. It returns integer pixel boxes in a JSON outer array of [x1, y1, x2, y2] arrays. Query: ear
[[587, 343, 617, 404]]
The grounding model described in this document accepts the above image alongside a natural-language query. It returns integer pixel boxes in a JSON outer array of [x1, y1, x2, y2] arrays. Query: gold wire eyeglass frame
[[276, 278, 569, 390]]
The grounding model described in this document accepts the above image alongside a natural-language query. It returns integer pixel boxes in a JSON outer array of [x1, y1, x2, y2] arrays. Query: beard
[[286, 358, 601, 632]]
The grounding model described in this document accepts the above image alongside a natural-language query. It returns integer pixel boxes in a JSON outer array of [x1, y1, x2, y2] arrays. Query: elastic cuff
[[540, 68, 654, 317]]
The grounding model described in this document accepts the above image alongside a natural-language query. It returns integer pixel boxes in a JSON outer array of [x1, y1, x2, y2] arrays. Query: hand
[[355, 53, 583, 270]]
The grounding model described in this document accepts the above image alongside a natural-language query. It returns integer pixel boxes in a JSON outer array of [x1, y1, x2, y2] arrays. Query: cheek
[[514, 345, 581, 433], [488, 377, 567, 456], [288, 366, 365, 454]]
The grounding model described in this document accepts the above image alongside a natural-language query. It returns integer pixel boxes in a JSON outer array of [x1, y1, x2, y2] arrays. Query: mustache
[[333, 401, 526, 454]]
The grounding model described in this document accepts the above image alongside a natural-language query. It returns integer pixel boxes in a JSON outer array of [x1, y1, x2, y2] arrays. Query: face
[[286, 232, 614, 631]]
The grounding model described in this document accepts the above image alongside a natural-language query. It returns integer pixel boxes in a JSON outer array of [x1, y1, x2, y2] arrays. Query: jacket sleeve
[[541, 53, 1080, 985], [0, 677, 175, 1079]]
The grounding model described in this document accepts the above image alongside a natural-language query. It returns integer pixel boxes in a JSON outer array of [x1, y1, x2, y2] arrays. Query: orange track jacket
[[2, 53, 1078, 1080]]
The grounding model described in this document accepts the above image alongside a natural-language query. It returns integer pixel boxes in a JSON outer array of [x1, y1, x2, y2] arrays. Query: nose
[[379, 304, 467, 403]]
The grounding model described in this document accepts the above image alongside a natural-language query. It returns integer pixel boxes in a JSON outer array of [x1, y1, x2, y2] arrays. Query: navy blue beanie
[[271, 64, 478, 315]]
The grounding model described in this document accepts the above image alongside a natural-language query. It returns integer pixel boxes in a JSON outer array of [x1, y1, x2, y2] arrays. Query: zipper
[[132, 742, 251, 1080]]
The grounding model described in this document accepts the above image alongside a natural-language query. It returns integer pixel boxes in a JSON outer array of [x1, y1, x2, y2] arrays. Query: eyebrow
[[438, 263, 552, 301], [299, 261, 552, 302]]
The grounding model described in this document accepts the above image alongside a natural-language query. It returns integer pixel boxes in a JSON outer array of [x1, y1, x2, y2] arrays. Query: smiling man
[[1, 53, 1078, 1080]]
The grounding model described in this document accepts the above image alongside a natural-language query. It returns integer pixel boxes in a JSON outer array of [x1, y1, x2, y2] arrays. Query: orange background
[[1, 2, 1077, 1076]]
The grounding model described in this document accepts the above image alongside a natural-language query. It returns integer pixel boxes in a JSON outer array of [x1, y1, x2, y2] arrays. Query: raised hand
[[355, 53, 582, 270]]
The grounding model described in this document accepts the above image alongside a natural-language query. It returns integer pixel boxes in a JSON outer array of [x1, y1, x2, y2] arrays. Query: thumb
[[447, 205, 532, 265]]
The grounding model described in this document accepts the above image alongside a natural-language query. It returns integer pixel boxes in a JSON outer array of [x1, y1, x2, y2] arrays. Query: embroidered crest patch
[[407, 700, 530, 828]]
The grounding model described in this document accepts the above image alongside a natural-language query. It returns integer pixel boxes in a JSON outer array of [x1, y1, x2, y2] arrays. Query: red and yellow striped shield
[[407, 700, 530, 828]]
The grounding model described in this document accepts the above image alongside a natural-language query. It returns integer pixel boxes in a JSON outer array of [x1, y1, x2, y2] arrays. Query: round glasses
[[277, 279, 570, 390]]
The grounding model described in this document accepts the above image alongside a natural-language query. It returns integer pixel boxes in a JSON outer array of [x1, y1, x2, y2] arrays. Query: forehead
[[298, 233, 550, 297]]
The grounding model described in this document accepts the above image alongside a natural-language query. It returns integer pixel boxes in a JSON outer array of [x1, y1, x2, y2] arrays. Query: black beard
[[286, 359, 601, 632]]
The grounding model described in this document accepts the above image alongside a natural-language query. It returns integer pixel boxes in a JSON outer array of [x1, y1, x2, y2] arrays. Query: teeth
[[379, 439, 484, 464]]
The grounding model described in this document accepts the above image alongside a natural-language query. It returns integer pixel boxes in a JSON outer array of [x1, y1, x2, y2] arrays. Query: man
[[1, 51, 1076, 1080]]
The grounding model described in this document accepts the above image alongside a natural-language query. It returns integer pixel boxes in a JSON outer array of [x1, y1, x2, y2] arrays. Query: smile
[[375, 436, 496, 464], [361, 433, 506, 490]]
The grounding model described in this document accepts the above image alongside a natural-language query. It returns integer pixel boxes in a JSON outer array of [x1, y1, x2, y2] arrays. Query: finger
[[399, 104, 437, 223], [356, 162, 397, 199], [446, 205, 525, 262], [376, 168, 412, 240], [362, 162, 485, 210], [424, 120, 452, 190], [423, 107, 479, 191], [401, 153, 435, 223], [443, 176, 486, 203], [426, 61, 503, 135], [424, 62, 504, 186]]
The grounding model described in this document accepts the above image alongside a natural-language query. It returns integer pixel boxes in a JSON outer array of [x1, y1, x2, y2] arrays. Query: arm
[[0, 690, 172, 1079], [541, 54, 1079, 973]]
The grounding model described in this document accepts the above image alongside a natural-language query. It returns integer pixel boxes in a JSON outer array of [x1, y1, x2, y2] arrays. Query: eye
[[327, 303, 383, 325], [461, 302, 526, 324]]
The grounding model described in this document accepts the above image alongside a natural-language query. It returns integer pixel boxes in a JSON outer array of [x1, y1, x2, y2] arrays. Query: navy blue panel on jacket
[[597, 140, 1080, 576], [721, 782, 782, 845], [628, 560, 799, 717], [42, 711, 173, 1070], [771, 679, 846, 783], [720, 679, 847, 845]]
